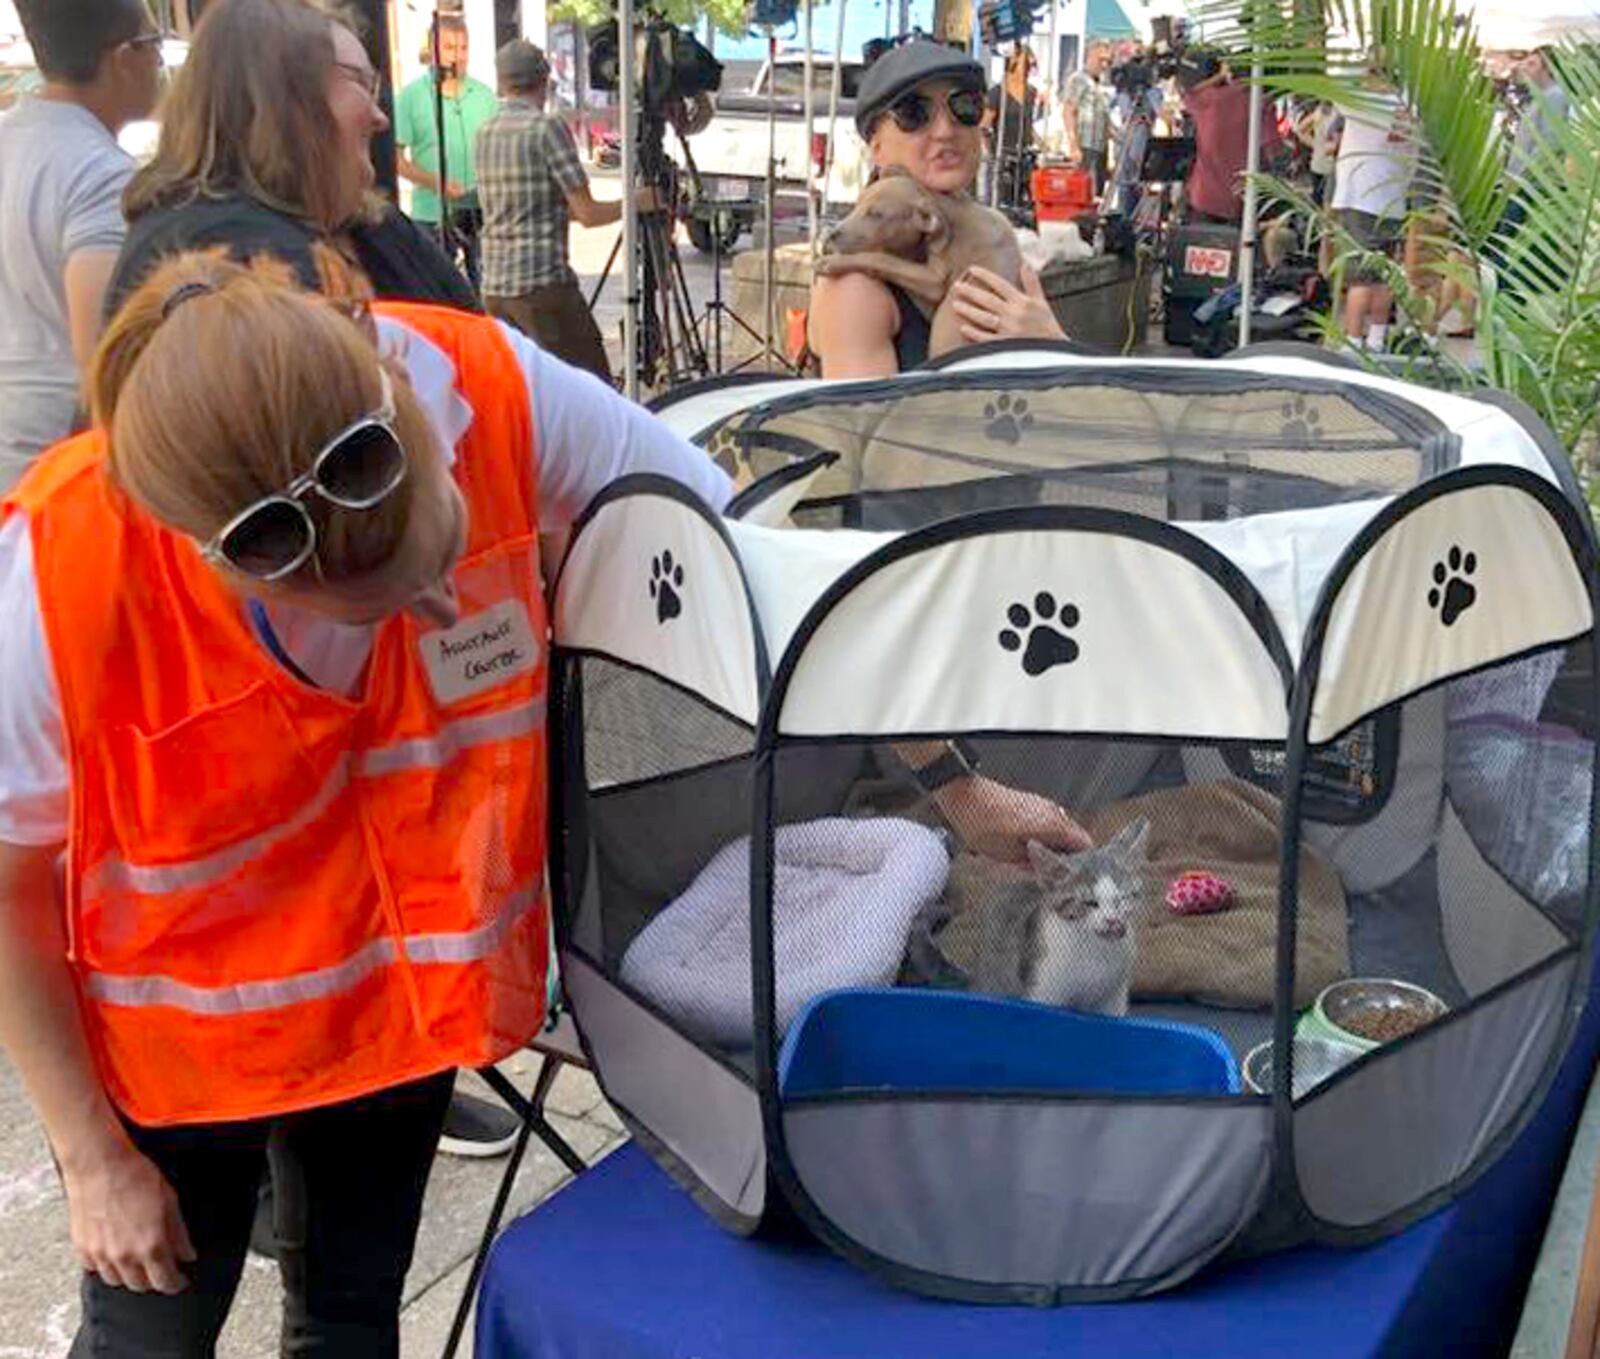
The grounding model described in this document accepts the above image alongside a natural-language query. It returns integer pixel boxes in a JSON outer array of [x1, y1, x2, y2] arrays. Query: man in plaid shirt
[[477, 41, 650, 380]]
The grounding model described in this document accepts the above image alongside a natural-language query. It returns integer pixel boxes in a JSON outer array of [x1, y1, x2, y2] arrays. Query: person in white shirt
[[1329, 77, 1416, 350], [0, 0, 163, 490]]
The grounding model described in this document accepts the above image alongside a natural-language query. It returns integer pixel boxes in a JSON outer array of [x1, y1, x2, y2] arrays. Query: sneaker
[[438, 1090, 521, 1158]]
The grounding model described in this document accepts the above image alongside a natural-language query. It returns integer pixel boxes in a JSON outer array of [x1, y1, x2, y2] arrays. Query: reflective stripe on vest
[[85, 880, 542, 1013], [91, 697, 546, 897]]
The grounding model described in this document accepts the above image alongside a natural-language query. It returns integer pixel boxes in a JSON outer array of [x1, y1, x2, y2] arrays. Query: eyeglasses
[[884, 85, 985, 133], [202, 369, 408, 582], [334, 60, 383, 100]]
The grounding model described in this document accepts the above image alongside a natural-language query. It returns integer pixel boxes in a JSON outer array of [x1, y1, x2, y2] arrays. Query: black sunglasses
[[885, 85, 985, 133]]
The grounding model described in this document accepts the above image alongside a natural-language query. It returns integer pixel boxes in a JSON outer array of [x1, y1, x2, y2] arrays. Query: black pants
[[71, 1071, 454, 1358]]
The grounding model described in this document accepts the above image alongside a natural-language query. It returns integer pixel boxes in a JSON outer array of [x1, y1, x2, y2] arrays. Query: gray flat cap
[[496, 38, 550, 88], [855, 39, 984, 135]]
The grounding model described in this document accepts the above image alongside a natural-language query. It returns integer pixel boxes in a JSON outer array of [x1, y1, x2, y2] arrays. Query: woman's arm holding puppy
[[808, 272, 904, 379], [949, 264, 1067, 344]]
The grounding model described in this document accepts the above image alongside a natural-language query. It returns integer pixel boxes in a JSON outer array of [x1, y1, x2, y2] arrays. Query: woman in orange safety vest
[[0, 250, 1090, 1351]]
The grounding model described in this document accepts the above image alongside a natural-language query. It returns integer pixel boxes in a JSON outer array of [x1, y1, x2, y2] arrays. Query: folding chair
[[441, 1011, 593, 1359]]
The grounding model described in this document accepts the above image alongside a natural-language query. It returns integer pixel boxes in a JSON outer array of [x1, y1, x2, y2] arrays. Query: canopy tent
[[1086, 0, 1139, 39]]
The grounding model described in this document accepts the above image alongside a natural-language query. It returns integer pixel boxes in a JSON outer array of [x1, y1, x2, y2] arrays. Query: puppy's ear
[[915, 204, 950, 251]]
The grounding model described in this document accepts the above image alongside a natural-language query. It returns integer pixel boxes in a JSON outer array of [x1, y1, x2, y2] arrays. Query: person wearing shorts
[[1329, 81, 1415, 350]]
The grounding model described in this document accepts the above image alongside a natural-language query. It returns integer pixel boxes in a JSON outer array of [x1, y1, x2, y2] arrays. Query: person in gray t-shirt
[[0, 0, 163, 491]]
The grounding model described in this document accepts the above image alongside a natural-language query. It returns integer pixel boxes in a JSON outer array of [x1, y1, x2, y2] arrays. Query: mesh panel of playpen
[[1285, 639, 1595, 1103], [560, 653, 757, 1050], [707, 376, 1445, 531], [751, 736, 1298, 1097]]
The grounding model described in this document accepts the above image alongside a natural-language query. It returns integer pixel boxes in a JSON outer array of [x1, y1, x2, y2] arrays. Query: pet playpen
[[548, 343, 1600, 1303]]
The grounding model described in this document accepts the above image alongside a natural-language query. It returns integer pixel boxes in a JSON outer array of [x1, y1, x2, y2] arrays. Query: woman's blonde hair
[[90, 250, 436, 585], [124, 0, 370, 231]]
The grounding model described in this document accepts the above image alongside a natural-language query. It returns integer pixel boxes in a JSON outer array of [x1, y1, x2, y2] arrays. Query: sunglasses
[[124, 31, 169, 58], [885, 85, 985, 133], [202, 369, 407, 582]]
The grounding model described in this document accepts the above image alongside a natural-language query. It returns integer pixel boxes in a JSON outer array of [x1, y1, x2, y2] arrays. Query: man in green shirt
[[394, 14, 498, 287]]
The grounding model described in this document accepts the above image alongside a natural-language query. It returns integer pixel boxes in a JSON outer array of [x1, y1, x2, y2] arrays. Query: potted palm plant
[[1199, 0, 1600, 499]]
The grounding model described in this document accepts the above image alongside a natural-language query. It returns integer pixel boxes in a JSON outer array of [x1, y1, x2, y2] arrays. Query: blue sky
[[711, 0, 939, 63]]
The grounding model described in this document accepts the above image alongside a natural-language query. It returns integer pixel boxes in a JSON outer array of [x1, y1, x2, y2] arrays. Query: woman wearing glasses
[[0, 249, 731, 1352], [808, 41, 1067, 377], [107, 0, 481, 320]]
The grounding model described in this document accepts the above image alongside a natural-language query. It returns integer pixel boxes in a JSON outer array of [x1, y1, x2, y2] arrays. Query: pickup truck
[[672, 53, 871, 253]]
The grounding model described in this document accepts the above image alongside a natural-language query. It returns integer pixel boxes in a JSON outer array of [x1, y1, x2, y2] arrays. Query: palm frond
[[1197, 0, 1600, 483]]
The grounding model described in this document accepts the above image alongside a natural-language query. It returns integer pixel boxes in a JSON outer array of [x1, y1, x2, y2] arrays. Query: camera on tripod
[[587, 11, 723, 119], [1107, 18, 1222, 96]]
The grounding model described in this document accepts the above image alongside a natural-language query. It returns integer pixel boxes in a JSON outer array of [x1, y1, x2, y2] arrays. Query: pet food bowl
[[778, 988, 1241, 1099], [1300, 979, 1449, 1053], [1243, 1036, 1364, 1100]]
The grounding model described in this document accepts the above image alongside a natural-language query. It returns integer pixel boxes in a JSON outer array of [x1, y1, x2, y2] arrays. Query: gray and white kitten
[[949, 818, 1150, 1017]]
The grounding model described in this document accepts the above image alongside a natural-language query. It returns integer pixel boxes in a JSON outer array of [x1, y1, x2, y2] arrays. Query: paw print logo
[[983, 394, 1035, 446], [649, 550, 685, 624], [1427, 545, 1477, 627], [705, 426, 741, 475], [1281, 395, 1323, 446], [998, 591, 1081, 676]]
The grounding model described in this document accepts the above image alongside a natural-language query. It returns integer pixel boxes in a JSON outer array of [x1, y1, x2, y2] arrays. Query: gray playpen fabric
[[784, 1099, 1271, 1291], [565, 953, 767, 1221], [1293, 953, 1576, 1227]]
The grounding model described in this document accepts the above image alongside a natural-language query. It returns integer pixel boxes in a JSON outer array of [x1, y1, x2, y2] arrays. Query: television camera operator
[[1179, 55, 1282, 225]]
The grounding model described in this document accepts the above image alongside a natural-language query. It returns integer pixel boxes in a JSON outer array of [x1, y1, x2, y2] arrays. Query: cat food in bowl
[[1243, 1036, 1363, 1099], [1312, 979, 1448, 1050]]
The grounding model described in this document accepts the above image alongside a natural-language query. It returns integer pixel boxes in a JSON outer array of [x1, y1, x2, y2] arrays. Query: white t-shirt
[[0, 316, 733, 846], [1330, 95, 1415, 220]]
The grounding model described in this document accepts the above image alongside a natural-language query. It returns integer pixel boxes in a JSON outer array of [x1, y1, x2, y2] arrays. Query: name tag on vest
[[420, 600, 541, 705]]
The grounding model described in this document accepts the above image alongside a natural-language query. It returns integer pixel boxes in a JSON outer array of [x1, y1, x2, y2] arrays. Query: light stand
[[762, 25, 779, 361], [803, 0, 818, 253], [1237, 50, 1265, 347], [430, 12, 458, 263], [619, 0, 640, 397], [821, 0, 849, 208]]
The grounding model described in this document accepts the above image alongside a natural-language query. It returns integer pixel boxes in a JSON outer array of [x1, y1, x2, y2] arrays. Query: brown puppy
[[815, 166, 1024, 358]]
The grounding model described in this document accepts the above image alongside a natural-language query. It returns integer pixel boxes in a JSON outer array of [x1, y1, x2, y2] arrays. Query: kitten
[[936, 819, 1150, 1017]]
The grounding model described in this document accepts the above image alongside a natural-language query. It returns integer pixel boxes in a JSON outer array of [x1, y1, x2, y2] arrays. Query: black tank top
[[890, 284, 932, 372]]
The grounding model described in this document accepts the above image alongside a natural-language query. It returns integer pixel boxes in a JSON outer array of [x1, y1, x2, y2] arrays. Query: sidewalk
[[0, 1052, 625, 1356]]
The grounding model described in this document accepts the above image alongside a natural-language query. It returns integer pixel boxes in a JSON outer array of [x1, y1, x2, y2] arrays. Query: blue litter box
[[779, 988, 1241, 1098]]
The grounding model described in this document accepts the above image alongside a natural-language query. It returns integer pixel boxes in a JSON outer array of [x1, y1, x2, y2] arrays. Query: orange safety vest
[[4, 302, 550, 1126]]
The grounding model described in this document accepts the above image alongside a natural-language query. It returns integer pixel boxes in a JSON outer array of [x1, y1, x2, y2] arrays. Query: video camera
[[588, 11, 723, 118], [1107, 18, 1222, 96]]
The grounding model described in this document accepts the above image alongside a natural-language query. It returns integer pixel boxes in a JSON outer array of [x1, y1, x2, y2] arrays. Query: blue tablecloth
[[478, 976, 1600, 1359]]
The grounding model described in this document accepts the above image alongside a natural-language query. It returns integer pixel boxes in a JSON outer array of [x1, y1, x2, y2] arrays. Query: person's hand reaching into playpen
[[949, 265, 1067, 347], [932, 775, 1093, 863]]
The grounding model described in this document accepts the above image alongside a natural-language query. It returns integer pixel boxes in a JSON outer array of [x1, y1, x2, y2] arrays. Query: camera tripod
[[589, 114, 709, 390]]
